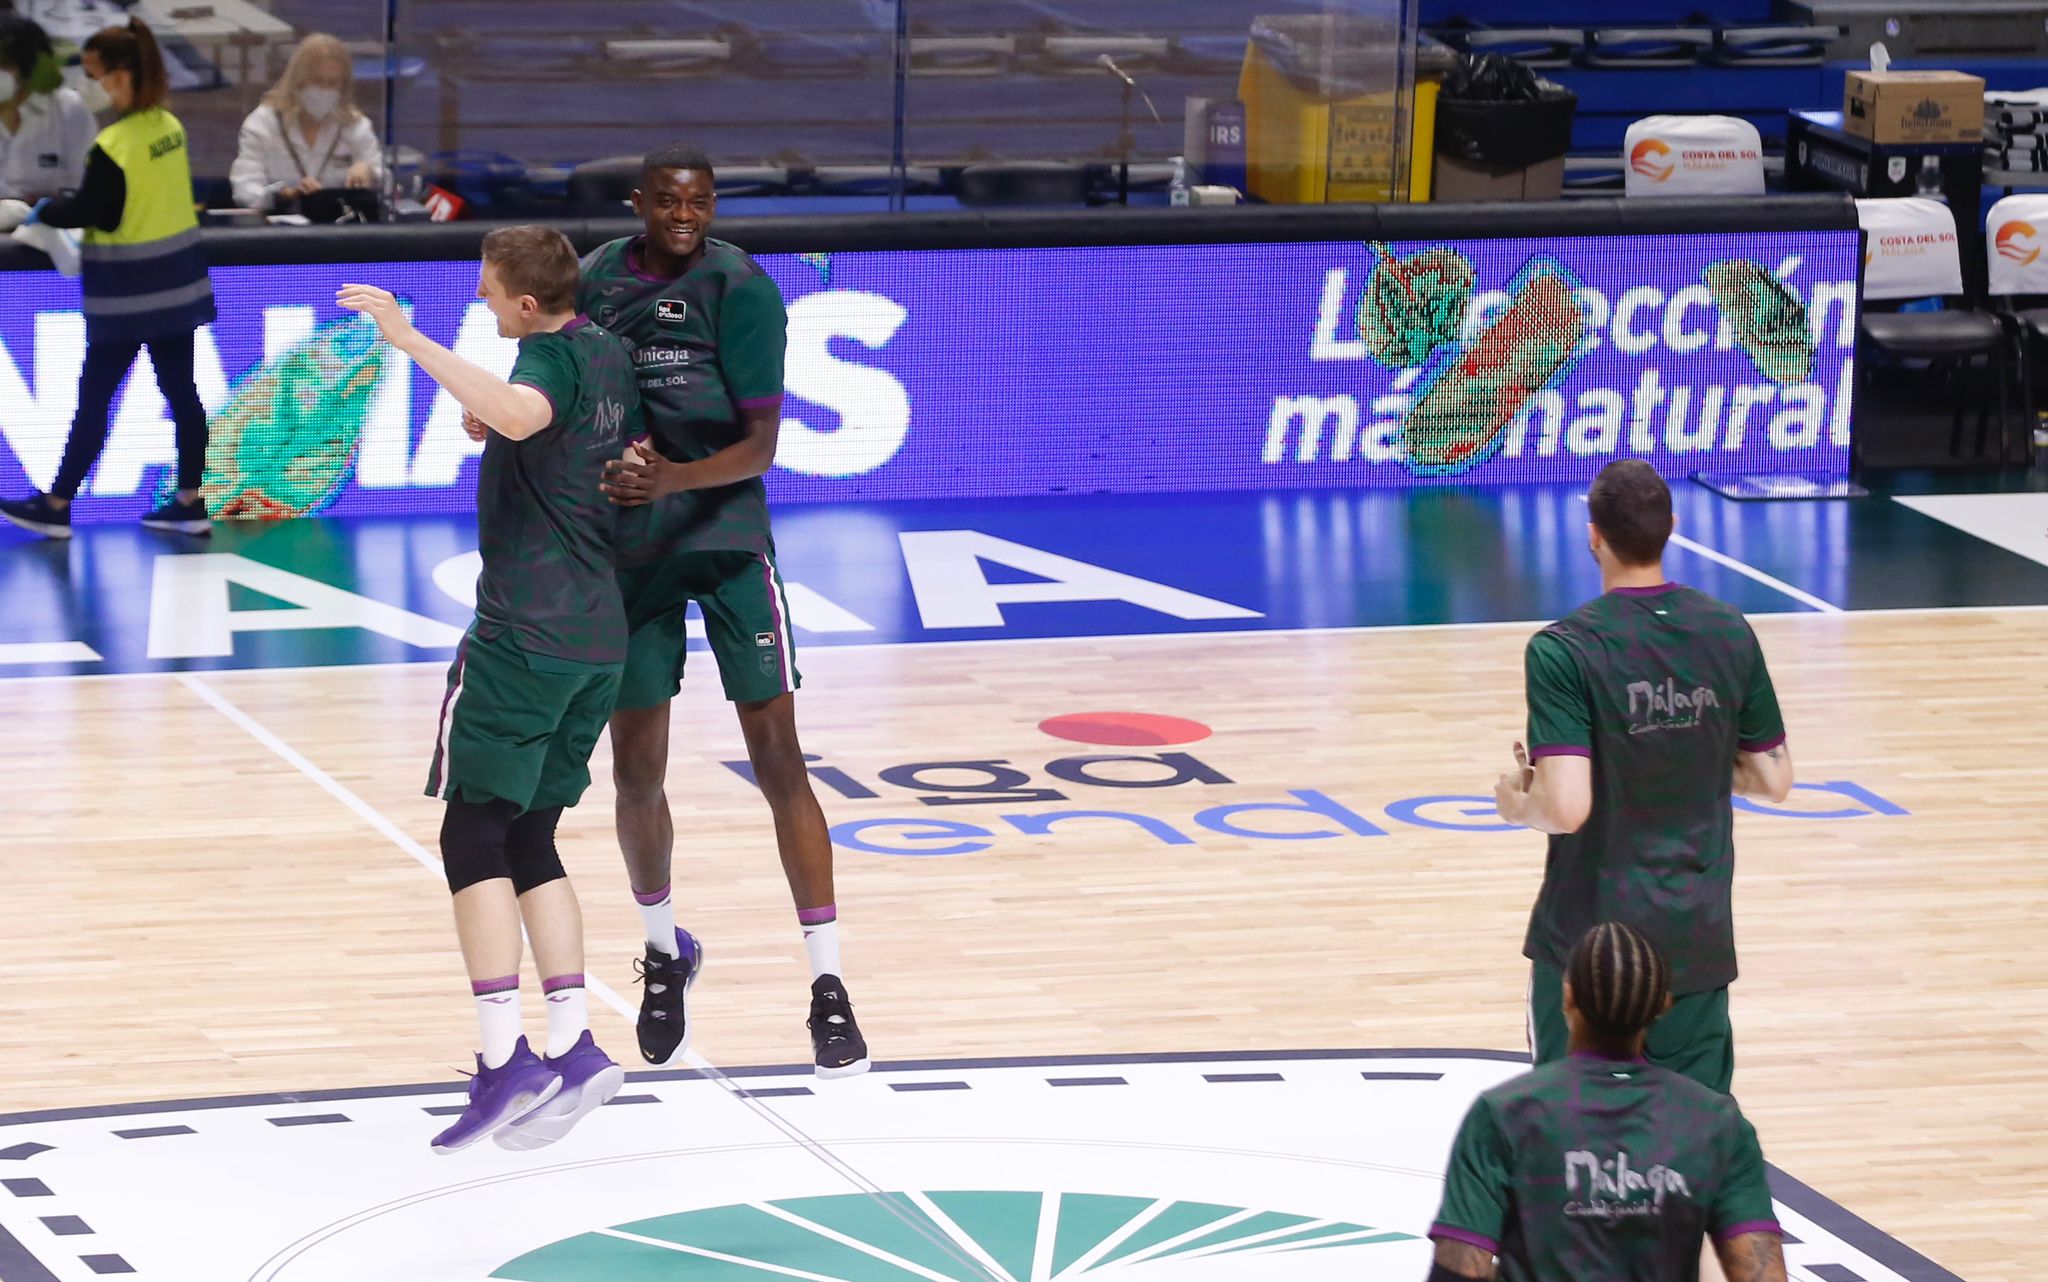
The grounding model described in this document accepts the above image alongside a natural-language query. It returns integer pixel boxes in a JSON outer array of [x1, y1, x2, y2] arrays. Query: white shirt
[[0, 88, 98, 202], [230, 103, 383, 210]]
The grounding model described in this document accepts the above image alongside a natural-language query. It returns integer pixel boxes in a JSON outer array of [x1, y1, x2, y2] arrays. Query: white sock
[[802, 915, 842, 982], [471, 976, 522, 1069], [636, 883, 679, 958], [542, 975, 588, 1059]]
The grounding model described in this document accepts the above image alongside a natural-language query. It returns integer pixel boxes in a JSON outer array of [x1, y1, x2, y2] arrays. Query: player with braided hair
[[1426, 923, 1787, 1282]]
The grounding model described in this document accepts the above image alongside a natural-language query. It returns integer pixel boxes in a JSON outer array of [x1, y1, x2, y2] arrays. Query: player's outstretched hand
[[601, 440, 677, 507], [336, 284, 415, 347], [461, 410, 491, 442]]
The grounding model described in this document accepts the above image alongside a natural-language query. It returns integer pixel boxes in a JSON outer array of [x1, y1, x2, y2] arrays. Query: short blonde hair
[[261, 33, 360, 120]]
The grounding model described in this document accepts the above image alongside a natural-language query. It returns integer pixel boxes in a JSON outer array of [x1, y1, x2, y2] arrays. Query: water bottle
[[1170, 156, 1190, 207]]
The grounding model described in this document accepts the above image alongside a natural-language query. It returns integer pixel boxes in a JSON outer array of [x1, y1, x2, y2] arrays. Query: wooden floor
[[3, 608, 2045, 1282]]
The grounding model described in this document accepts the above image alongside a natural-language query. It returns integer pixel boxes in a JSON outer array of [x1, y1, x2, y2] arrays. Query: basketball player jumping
[[1429, 922, 1788, 1281], [340, 226, 638, 1151], [582, 144, 869, 1078], [1493, 460, 1794, 1095]]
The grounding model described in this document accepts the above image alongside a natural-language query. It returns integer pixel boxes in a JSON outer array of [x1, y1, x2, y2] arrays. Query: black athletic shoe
[[0, 494, 71, 540], [809, 974, 871, 1079], [140, 497, 211, 536], [632, 927, 702, 1066]]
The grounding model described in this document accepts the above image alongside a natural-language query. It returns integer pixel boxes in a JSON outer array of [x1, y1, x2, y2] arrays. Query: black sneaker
[[809, 974, 871, 1080], [0, 494, 71, 540], [140, 496, 211, 536], [631, 927, 702, 1066]]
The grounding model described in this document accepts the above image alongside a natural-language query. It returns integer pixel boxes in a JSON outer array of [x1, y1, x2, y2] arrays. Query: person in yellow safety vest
[[0, 18, 216, 540]]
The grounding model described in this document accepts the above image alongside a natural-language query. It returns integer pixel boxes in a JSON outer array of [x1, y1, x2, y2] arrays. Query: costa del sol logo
[[1629, 138, 1674, 182], [1996, 219, 2041, 266]]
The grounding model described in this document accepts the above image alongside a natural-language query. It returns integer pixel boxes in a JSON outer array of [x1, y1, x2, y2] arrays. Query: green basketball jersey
[[1431, 1055, 1780, 1282], [473, 316, 640, 668], [577, 235, 786, 560], [1521, 585, 1786, 993]]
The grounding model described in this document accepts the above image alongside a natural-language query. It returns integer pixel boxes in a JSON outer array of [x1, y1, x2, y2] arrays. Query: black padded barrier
[[0, 196, 1857, 273]]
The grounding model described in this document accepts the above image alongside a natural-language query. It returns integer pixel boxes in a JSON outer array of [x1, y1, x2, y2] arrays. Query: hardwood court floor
[[3, 608, 2045, 1282]]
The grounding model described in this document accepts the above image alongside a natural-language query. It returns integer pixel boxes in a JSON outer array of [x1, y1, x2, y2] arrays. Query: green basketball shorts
[[1527, 960, 1735, 1095], [425, 627, 621, 812], [614, 550, 801, 710]]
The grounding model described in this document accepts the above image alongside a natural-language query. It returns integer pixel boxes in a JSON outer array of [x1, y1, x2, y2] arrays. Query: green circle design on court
[[493, 1190, 1417, 1280]]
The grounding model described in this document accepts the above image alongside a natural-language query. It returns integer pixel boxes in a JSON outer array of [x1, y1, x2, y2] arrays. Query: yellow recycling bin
[[1238, 15, 1441, 204]]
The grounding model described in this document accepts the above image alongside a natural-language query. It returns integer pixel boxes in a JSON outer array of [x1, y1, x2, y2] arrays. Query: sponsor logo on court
[[792, 712, 1907, 856]]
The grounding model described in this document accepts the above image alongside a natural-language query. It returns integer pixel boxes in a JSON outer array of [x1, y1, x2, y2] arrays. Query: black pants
[[48, 331, 209, 501]]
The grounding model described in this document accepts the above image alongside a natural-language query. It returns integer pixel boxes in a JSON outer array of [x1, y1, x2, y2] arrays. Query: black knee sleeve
[[506, 805, 567, 895], [441, 797, 520, 893]]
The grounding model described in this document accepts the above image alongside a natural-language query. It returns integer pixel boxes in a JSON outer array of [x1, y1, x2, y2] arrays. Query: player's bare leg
[[735, 692, 869, 1077], [610, 703, 702, 1065]]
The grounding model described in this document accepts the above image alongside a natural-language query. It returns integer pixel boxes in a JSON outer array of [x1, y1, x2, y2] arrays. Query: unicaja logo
[[1996, 220, 2041, 266], [1630, 138, 1674, 182]]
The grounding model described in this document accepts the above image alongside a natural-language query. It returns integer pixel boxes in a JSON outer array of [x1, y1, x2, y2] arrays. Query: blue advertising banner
[[0, 231, 1856, 522]]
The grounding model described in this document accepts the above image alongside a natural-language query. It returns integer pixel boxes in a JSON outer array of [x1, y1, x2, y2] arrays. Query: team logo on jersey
[[1624, 678, 1719, 735], [656, 299, 690, 324], [598, 305, 618, 325], [1564, 1148, 1693, 1221]]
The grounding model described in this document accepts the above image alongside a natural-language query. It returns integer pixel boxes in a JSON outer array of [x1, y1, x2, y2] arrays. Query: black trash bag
[[1435, 54, 1578, 170]]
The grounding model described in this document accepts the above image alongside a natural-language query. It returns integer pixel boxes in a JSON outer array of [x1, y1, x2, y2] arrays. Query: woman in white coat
[[0, 14, 97, 217], [229, 32, 381, 213]]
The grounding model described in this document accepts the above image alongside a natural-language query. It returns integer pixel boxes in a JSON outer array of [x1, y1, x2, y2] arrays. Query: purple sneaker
[[632, 927, 704, 1066], [430, 1037, 561, 1155], [495, 1031, 625, 1151]]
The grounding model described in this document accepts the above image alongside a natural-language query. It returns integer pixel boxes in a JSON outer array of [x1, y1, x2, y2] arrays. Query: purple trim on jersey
[[470, 975, 519, 997], [735, 393, 785, 411], [560, 314, 591, 332], [1429, 1224, 1500, 1255], [798, 905, 837, 926], [511, 378, 557, 425], [1713, 1221, 1783, 1243], [1738, 732, 1788, 754], [541, 973, 585, 994], [633, 883, 670, 907], [625, 239, 680, 285], [1610, 582, 1680, 596], [1528, 744, 1592, 760]]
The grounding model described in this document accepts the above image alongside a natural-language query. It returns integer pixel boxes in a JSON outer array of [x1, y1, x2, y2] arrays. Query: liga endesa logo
[[730, 712, 1914, 856], [1629, 139, 1674, 182], [1996, 220, 2042, 266]]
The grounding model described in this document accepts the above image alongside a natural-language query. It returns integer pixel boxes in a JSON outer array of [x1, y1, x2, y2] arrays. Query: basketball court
[[3, 481, 2044, 1282]]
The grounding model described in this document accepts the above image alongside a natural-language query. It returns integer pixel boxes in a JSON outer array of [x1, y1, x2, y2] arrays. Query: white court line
[[175, 670, 1010, 1282], [174, 672, 632, 1027], [14, 598, 2048, 689], [0, 640, 101, 665], [1668, 531, 1843, 614]]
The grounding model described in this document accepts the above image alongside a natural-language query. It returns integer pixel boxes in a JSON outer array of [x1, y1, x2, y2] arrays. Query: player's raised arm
[[337, 283, 554, 440]]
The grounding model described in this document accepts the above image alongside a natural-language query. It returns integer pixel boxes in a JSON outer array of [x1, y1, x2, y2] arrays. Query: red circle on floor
[[1038, 712, 1214, 746]]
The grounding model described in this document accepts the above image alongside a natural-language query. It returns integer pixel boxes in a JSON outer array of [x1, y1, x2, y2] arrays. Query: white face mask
[[299, 86, 340, 120], [0, 71, 18, 103], [75, 76, 112, 113]]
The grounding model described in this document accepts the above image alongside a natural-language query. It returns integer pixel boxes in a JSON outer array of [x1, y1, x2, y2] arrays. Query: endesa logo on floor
[[0, 227, 1857, 523], [768, 710, 1908, 856]]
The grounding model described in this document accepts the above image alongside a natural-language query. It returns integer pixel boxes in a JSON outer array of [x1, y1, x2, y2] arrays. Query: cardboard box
[[1432, 154, 1564, 202], [1843, 70, 1986, 145]]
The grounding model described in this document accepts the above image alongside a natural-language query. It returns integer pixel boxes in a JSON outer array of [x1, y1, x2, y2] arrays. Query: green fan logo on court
[[495, 1190, 1417, 1280]]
